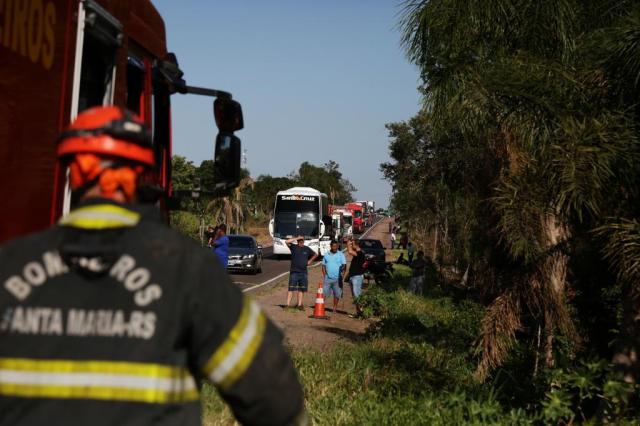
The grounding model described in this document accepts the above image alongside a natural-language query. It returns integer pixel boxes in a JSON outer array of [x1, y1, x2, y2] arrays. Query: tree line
[[384, 0, 640, 396], [171, 156, 356, 236]]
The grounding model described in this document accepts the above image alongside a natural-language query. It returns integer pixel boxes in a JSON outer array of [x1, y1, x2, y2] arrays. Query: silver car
[[226, 235, 263, 274]]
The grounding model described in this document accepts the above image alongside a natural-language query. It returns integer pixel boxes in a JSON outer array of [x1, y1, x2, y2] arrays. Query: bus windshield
[[274, 195, 320, 238], [274, 212, 319, 238]]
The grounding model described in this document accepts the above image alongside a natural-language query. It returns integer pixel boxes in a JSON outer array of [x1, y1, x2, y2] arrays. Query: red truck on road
[[346, 202, 364, 234]]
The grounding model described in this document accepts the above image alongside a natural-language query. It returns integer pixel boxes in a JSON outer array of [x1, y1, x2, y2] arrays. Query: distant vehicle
[[355, 201, 370, 227], [331, 211, 345, 241], [329, 205, 353, 241], [359, 239, 386, 264], [342, 211, 354, 238], [269, 187, 332, 256], [366, 201, 376, 226], [227, 235, 263, 274], [347, 202, 364, 234]]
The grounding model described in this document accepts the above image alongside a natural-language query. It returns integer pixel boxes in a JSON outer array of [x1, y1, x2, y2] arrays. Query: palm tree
[[399, 0, 640, 381], [206, 176, 254, 234]]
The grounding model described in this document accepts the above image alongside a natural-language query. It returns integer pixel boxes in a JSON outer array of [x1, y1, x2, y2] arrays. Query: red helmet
[[57, 106, 155, 200], [57, 106, 155, 166]]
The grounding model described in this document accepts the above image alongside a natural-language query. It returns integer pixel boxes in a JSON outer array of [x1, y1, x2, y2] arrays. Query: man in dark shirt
[[346, 239, 366, 317], [285, 236, 318, 310]]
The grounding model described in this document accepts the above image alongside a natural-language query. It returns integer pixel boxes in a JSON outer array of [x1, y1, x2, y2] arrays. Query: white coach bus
[[269, 187, 332, 256]]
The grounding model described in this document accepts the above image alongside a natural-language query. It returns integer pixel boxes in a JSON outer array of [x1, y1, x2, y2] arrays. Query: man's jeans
[[349, 275, 364, 299], [409, 275, 424, 295], [323, 277, 342, 299]]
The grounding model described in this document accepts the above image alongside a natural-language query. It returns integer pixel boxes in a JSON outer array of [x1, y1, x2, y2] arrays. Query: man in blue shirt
[[322, 241, 347, 313], [285, 236, 318, 310], [212, 224, 230, 269]]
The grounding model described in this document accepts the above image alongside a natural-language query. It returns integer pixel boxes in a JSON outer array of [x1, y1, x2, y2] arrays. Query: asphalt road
[[230, 218, 384, 292], [229, 246, 292, 291]]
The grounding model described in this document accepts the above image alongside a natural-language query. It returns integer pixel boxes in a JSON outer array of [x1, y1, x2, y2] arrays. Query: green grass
[[201, 266, 536, 425], [199, 256, 638, 425]]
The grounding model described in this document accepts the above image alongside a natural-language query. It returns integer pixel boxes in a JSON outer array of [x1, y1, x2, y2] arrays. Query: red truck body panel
[[0, 0, 170, 244]]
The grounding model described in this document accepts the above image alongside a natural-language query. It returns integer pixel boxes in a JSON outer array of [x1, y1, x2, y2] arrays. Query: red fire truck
[[346, 202, 364, 234], [0, 0, 243, 244]]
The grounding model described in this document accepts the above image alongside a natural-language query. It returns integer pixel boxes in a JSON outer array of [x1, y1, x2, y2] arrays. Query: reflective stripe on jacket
[[0, 200, 303, 426]]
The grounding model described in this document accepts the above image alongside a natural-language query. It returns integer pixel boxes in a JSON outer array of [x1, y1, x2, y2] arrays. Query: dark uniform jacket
[[0, 200, 304, 426]]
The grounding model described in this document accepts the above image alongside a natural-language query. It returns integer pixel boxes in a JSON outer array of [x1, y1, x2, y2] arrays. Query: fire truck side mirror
[[214, 99, 244, 132], [214, 133, 241, 192]]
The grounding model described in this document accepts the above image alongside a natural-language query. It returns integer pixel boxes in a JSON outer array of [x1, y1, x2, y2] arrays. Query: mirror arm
[[183, 85, 233, 100]]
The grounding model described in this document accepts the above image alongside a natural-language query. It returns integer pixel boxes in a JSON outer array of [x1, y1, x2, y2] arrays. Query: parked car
[[358, 238, 386, 264], [227, 235, 263, 274]]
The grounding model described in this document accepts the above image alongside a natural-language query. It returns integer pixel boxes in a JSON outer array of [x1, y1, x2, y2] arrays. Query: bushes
[[201, 260, 638, 425], [541, 360, 639, 424], [170, 211, 202, 242]]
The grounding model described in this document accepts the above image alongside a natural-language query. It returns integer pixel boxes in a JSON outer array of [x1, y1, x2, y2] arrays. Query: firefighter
[[0, 106, 306, 426]]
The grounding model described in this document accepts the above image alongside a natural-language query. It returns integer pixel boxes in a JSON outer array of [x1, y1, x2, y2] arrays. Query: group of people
[[284, 236, 366, 317], [393, 233, 430, 296]]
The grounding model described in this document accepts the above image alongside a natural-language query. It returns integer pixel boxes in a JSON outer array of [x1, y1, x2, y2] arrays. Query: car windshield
[[274, 212, 319, 238], [360, 240, 383, 249], [228, 237, 255, 248]]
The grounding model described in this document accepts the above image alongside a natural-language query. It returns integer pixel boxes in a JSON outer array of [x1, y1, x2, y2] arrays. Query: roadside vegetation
[[377, 2, 640, 419], [170, 157, 356, 243], [183, 2, 640, 422], [202, 265, 638, 424]]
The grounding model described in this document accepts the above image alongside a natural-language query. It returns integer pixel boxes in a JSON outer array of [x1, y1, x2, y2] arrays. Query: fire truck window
[[126, 56, 145, 115], [78, 32, 117, 112]]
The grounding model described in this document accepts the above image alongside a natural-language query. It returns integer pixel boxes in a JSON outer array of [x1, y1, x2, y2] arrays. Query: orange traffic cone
[[310, 282, 329, 319]]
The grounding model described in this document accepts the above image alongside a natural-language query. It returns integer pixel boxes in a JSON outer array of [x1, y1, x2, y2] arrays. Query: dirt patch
[[248, 217, 394, 351]]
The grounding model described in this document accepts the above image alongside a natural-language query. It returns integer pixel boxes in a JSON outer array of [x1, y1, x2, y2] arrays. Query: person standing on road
[[206, 225, 216, 247], [0, 106, 306, 426], [285, 236, 318, 310], [409, 250, 427, 295], [212, 224, 230, 269], [390, 230, 396, 249], [346, 239, 366, 317], [322, 241, 347, 313]]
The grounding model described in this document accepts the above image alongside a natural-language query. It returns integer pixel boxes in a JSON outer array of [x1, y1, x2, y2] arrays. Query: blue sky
[[153, 1, 420, 209]]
